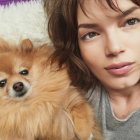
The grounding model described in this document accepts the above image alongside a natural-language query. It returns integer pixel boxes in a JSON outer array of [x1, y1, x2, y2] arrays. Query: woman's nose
[[104, 30, 125, 57]]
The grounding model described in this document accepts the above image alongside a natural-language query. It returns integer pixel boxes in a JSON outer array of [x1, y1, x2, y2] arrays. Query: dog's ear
[[20, 39, 33, 53], [0, 38, 11, 52]]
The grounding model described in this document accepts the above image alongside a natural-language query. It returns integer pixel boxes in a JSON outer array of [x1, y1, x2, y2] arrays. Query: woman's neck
[[107, 83, 140, 119]]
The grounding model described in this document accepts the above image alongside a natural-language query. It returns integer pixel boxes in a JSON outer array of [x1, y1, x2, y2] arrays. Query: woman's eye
[[19, 69, 29, 75], [0, 79, 7, 88], [125, 18, 140, 26], [81, 32, 99, 40]]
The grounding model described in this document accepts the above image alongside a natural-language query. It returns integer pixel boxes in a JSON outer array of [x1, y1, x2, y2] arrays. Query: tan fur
[[0, 39, 103, 140]]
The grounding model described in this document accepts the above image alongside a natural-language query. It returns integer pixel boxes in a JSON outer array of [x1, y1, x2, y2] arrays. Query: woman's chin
[[102, 75, 140, 92]]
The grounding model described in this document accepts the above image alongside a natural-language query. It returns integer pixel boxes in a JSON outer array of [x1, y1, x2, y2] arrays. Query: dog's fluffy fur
[[0, 39, 103, 140]]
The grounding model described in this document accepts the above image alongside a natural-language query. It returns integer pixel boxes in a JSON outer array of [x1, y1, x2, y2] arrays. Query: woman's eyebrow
[[117, 6, 140, 19], [78, 23, 98, 30]]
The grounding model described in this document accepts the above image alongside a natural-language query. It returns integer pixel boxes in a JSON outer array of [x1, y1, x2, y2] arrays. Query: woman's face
[[77, 0, 140, 91]]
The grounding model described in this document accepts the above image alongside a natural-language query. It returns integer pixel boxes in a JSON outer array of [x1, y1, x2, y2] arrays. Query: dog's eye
[[19, 69, 29, 75], [0, 79, 7, 88]]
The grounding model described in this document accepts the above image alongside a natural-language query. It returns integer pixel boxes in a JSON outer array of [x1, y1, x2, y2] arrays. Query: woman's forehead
[[77, 0, 137, 19], [78, 0, 114, 9], [78, 0, 137, 11]]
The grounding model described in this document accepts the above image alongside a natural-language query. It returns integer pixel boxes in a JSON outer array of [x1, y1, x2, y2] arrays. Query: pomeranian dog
[[0, 39, 103, 140]]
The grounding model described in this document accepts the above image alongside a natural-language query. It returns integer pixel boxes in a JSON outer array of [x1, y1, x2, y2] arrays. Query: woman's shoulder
[[86, 86, 109, 116]]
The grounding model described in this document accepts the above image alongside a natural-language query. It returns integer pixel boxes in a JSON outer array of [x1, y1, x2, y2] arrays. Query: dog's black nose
[[13, 82, 28, 97], [13, 82, 24, 92]]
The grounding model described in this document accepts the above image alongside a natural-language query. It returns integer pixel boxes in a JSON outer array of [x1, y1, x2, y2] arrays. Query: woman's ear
[[20, 39, 33, 53]]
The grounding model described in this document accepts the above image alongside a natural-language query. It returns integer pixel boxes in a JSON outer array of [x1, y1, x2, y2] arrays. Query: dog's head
[[0, 39, 54, 100]]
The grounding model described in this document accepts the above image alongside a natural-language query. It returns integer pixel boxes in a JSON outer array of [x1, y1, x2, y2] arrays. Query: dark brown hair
[[44, 0, 140, 91]]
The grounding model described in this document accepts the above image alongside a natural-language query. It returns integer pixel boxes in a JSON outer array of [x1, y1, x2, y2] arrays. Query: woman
[[44, 0, 140, 139]]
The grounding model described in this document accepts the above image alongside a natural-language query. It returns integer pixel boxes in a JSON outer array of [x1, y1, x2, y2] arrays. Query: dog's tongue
[[0, 0, 31, 6]]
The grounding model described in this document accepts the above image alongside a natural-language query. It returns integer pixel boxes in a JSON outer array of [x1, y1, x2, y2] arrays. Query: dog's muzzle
[[12, 81, 29, 97]]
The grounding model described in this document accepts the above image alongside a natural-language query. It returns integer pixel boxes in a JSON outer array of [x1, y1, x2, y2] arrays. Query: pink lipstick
[[105, 62, 134, 76]]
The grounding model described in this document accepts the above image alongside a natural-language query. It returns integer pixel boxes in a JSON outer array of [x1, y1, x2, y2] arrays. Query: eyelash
[[124, 17, 140, 27], [80, 32, 99, 41]]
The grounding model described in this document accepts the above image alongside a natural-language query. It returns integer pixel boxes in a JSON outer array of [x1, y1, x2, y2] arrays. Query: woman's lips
[[105, 62, 134, 76]]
